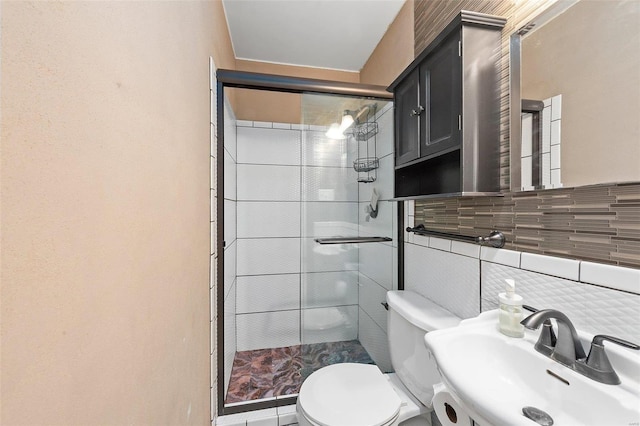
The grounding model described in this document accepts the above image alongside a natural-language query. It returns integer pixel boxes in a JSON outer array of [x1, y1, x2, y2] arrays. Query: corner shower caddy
[[351, 111, 380, 183]]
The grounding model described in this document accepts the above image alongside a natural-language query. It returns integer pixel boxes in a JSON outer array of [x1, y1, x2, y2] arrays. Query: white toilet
[[296, 290, 461, 426]]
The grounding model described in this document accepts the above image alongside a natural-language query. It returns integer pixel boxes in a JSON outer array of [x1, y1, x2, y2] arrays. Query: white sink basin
[[424, 310, 640, 426]]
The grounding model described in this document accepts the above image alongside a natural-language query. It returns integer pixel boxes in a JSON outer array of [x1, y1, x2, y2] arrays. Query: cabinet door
[[394, 69, 420, 166], [419, 33, 462, 158]]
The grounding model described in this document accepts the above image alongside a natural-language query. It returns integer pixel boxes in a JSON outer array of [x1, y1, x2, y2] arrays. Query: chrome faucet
[[521, 309, 586, 368], [521, 309, 640, 385]]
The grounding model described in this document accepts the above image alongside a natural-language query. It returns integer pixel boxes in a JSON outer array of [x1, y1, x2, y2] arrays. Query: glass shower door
[[299, 93, 395, 378]]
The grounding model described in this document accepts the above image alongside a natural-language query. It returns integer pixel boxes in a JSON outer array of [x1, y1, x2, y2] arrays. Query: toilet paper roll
[[432, 383, 472, 426]]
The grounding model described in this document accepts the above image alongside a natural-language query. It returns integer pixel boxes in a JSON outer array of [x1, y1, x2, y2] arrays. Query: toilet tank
[[386, 290, 461, 407]]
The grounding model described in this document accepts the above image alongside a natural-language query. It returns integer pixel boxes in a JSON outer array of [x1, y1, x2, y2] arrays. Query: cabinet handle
[[409, 106, 425, 117]]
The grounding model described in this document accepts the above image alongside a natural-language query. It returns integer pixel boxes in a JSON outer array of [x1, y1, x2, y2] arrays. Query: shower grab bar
[[406, 224, 505, 248], [314, 236, 392, 245]]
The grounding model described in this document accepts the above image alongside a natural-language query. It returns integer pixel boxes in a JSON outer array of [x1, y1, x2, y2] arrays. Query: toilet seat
[[297, 363, 402, 426]]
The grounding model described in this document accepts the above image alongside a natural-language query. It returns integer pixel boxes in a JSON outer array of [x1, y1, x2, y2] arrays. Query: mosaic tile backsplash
[[414, 183, 640, 268]]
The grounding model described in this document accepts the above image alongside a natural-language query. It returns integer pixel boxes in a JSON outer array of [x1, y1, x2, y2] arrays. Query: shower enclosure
[[215, 71, 397, 415]]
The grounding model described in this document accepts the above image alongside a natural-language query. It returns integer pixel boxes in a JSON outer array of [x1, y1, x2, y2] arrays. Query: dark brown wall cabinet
[[389, 11, 506, 199]]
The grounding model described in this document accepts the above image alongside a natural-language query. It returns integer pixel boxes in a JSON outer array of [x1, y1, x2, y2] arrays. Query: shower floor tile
[[225, 339, 374, 404]]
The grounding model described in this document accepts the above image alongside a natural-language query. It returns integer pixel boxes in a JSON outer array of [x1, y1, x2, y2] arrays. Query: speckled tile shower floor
[[225, 340, 375, 404]]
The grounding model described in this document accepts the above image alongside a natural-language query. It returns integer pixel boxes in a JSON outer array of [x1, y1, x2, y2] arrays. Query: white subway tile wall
[[404, 242, 480, 319], [520, 252, 580, 281], [237, 127, 301, 165], [301, 271, 359, 309], [579, 262, 640, 295], [403, 236, 640, 344], [236, 310, 301, 351], [358, 307, 393, 373], [236, 274, 300, 314], [359, 242, 394, 290], [301, 201, 357, 237], [237, 238, 300, 276], [301, 306, 358, 344], [237, 164, 301, 201], [358, 273, 389, 332]]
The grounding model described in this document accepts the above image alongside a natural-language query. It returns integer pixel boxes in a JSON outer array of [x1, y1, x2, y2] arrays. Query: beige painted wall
[[212, 0, 237, 71], [1, 1, 214, 424], [522, 0, 640, 187], [360, 0, 414, 87]]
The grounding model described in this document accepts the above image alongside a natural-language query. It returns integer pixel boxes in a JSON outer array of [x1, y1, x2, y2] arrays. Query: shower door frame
[[214, 69, 394, 416]]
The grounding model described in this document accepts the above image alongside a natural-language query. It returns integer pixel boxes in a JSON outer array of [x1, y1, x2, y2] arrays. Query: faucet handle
[[591, 335, 640, 351], [578, 335, 640, 385], [523, 306, 557, 356]]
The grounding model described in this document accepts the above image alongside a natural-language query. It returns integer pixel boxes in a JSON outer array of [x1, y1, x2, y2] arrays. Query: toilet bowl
[[296, 290, 461, 426]]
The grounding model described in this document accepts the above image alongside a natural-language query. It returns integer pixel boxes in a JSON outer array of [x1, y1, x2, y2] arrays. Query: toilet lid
[[298, 363, 401, 426]]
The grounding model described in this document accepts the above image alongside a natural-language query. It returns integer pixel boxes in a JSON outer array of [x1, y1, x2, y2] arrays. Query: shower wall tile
[[302, 166, 357, 202], [376, 155, 395, 202], [236, 310, 300, 351], [359, 242, 394, 290], [301, 271, 359, 308], [237, 164, 300, 201], [301, 237, 358, 273], [224, 199, 237, 245], [237, 127, 301, 166], [376, 106, 394, 159], [224, 280, 236, 394], [302, 130, 354, 167], [224, 240, 237, 300], [358, 308, 392, 373], [358, 200, 393, 239], [224, 149, 237, 201], [237, 238, 300, 276], [358, 273, 389, 332], [237, 201, 301, 239], [302, 201, 358, 238], [404, 243, 480, 319], [224, 97, 237, 161], [236, 274, 300, 314], [301, 306, 358, 344]]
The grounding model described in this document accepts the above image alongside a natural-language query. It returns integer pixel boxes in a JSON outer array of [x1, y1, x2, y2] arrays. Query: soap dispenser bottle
[[498, 279, 524, 338]]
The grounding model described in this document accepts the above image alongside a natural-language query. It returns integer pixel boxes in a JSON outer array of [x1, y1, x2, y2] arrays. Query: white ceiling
[[222, 0, 406, 72]]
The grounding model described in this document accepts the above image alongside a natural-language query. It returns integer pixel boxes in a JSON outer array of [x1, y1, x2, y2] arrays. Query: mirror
[[510, 0, 640, 191]]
